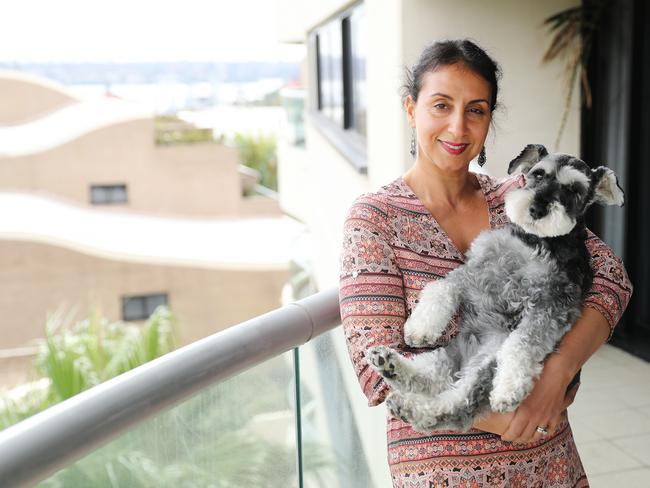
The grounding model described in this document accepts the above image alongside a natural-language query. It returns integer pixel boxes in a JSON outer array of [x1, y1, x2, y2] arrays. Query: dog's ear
[[507, 144, 549, 175], [591, 166, 625, 206]]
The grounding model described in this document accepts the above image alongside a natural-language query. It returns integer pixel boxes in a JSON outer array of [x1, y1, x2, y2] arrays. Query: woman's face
[[406, 63, 492, 173]]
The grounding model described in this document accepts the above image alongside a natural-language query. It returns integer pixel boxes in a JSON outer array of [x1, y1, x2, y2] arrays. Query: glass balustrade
[[38, 352, 299, 487], [296, 329, 373, 488]]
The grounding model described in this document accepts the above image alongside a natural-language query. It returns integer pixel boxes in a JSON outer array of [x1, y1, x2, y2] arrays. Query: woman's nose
[[447, 109, 467, 137]]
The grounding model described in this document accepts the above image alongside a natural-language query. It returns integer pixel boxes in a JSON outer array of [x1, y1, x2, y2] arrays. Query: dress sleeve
[[339, 195, 407, 406], [584, 229, 633, 341]]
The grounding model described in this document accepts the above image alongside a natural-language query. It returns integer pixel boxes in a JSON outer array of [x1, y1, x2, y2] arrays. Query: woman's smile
[[439, 140, 469, 155]]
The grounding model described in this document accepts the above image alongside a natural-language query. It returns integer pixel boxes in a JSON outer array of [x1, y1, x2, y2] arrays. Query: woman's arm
[[499, 307, 609, 442], [339, 195, 408, 406]]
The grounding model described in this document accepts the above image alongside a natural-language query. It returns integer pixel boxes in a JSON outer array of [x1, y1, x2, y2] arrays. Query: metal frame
[[0, 287, 341, 487]]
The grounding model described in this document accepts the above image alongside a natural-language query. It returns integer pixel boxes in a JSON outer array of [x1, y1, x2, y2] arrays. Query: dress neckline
[[395, 173, 495, 260]]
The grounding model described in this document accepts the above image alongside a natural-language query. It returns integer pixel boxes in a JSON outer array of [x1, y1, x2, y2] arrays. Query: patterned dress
[[338, 173, 633, 488]]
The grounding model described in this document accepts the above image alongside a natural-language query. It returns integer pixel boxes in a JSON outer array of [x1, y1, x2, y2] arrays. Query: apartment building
[[0, 71, 302, 387]]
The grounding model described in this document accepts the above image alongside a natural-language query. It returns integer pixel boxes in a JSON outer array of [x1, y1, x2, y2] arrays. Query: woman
[[339, 39, 632, 487]]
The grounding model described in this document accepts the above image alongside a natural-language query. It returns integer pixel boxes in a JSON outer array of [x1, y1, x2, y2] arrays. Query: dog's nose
[[529, 203, 547, 219]]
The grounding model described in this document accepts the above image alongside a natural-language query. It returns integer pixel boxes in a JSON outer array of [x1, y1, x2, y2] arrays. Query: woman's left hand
[[500, 356, 577, 444]]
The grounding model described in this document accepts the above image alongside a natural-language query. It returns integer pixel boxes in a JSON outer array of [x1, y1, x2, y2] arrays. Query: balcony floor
[[569, 344, 650, 486]]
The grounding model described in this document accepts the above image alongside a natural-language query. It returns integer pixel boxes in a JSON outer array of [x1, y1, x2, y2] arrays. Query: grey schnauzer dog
[[366, 144, 625, 432]]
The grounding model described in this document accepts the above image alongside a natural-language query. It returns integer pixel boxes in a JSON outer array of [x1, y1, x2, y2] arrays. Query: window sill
[[307, 111, 367, 174]]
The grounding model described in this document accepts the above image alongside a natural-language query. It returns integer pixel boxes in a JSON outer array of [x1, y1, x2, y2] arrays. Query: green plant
[[542, 0, 609, 148], [154, 115, 216, 145], [234, 133, 278, 192], [0, 307, 176, 430]]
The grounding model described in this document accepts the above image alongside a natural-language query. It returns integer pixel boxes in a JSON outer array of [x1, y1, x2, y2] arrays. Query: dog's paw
[[404, 317, 438, 347], [386, 392, 412, 423], [489, 388, 520, 413], [366, 345, 400, 379]]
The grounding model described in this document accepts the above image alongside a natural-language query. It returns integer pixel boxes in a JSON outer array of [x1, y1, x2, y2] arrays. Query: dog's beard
[[505, 188, 575, 237]]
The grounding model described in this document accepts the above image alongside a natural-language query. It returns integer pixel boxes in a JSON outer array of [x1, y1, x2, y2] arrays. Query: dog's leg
[[366, 346, 454, 395], [490, 313, 574, 413], [386, 356, 495, 432], [385, 390, 444, 432], [404, 277, 461, 347]]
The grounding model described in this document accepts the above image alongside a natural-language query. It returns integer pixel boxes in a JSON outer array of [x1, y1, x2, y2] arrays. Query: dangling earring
[[478, 146, 486, 167], [410, 128, 416, 157]]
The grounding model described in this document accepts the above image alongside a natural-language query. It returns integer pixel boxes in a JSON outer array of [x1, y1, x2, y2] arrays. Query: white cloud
[[1, 0, 304, 62]]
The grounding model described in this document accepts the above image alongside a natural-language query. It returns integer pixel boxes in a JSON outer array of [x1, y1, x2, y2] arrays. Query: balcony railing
[[0, 287, 359, 487]]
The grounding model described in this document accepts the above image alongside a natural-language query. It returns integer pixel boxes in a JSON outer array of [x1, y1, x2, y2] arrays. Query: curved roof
[[0, 70, 79, 101], [0, 193, 305, 270], [0, 97, 151, 157]]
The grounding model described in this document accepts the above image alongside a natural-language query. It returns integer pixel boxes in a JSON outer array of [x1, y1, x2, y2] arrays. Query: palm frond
[[542, 0, 610, 148]]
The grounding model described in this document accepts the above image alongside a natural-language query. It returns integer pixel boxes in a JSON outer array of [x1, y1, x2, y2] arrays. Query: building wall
[[0, 239, 289, 385], [0, 117, 280, 217], [0, 72, 79, 126]]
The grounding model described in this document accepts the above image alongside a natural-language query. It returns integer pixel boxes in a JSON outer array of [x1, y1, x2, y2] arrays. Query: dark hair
[[401, 39, 502, 112]]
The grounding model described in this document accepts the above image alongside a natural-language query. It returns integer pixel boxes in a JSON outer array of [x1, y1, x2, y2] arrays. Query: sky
[[1, 0, 305, 63]]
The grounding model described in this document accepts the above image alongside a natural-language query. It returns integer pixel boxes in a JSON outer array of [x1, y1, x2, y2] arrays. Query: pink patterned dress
[[339, 173, 633, 488]]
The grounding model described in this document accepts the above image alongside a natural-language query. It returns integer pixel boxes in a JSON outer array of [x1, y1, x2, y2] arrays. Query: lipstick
[[439, 141, 469, 155]]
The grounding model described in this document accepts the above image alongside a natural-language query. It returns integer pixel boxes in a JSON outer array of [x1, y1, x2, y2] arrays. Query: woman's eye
[[433, 103, 447, 110], [468, 108, 484, 115]]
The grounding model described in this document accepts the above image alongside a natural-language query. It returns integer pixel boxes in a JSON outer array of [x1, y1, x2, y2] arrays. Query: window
[[311, 3, 366, 137], [122, 293, 168, 321], [90, 184, 128, 204], [317, 21, 343, 126], [347, 6, 367, 136]]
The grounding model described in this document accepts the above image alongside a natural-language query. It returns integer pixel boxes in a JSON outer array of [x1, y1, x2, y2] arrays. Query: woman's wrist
[[543, 352, 577, 390]]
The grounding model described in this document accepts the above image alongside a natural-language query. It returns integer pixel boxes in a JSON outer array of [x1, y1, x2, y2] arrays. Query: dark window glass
[[318, 20, 343, 126], [349, 6, 367, 136], [313, 5, 366, 136], [122, 293, 168, 321], [90, 184, 128, 204]]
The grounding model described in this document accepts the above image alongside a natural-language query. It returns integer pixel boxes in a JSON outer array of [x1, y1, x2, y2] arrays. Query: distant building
[[0, 71, 281, 217], [0, 71, 302, 388]]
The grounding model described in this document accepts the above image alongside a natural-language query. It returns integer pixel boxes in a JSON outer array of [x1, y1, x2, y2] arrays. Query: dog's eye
[[566, 183, 585, 196], [531, 170, 545, 179]]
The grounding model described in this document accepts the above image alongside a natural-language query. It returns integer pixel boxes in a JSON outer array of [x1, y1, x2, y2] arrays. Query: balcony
[[0, 288, 378, 487]]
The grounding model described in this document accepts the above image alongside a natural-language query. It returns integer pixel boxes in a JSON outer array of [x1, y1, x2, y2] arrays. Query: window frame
[[90, 184, 129, 205], [308, 2, 367, 172], [121, 293, 169, 321]]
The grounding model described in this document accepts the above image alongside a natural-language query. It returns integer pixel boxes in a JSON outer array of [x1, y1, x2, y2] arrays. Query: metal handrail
[[0, 287, 341, 487]]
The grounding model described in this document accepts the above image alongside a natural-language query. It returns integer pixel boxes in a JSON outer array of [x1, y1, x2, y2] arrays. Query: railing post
[[293, 347, 304, 488]]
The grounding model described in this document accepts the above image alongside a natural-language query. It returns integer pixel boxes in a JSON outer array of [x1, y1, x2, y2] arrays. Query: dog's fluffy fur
[[366, 144, 624, 432]]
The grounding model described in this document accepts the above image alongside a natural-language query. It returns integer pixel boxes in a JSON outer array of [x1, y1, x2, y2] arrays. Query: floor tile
[[612, 433, 650, 466], [609, 384, 650, 409], [569, 387, 628, 416], [588, 468, 650, 488], [578, 440, 642, 476], [637, 405, 650, 419], [579, 408, 650, 439], [568, 416, 603, 444]]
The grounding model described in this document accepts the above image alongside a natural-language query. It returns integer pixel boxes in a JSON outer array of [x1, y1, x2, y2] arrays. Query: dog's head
[[504, 144, 624, 237]]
